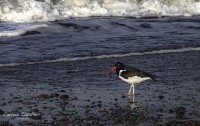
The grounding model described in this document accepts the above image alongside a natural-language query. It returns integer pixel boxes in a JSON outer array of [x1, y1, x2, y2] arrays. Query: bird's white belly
[[119, 70, 151, 84], [119, 76, 151, 84]]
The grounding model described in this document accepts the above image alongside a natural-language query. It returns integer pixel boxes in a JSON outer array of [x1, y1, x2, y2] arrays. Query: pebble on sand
[[175, 106, 186, 119], [36, 94, 50, 99], [0, 121, 9, 126], [0, 109, 5, 115]]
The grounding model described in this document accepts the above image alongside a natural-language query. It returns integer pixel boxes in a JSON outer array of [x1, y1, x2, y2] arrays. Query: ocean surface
[[0, 0, 200, 125]]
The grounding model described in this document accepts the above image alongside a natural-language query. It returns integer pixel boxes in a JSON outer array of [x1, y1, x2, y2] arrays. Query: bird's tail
[[150, 74, 157, 81]]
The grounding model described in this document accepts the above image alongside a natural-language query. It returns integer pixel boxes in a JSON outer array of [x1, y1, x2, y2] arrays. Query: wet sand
[[0, 50, 200, 126]]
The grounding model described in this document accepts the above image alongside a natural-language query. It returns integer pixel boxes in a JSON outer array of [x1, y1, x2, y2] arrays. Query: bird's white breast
[[119, 70, 151, 84]]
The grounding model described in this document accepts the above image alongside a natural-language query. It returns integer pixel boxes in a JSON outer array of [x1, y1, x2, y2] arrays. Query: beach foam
[[0, 23, 47, 37], [0, 0, 200, 22], [0, 47, 199, 67]]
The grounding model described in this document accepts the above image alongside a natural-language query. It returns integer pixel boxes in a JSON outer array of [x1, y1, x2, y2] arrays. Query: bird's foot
[[127, 93, 134, 96]]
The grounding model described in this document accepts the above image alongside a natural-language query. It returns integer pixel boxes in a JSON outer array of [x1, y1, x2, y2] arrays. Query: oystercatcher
[[108, 62, 155, 95]]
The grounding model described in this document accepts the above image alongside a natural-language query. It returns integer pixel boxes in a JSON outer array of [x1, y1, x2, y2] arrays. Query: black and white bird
[[108, 62, 155, 95]]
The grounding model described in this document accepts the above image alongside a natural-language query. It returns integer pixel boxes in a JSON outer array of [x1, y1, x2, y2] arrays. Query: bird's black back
[[120, 65, 156, 80]]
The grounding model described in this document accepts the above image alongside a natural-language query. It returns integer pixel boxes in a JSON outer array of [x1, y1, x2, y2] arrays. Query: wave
[[0, 0, 200, 22], [0, 47, 199, 67], [0, 23, 47, 37]]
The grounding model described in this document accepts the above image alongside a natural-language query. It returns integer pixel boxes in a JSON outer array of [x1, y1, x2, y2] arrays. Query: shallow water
[[0, 16, 200, 64], [0, 50, 199, 125]]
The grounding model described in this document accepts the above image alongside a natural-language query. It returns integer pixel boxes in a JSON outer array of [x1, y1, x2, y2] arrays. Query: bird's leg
[[128, 86, 132, 95], [128, 84, 134, 95], [131, 83, 134, 95]]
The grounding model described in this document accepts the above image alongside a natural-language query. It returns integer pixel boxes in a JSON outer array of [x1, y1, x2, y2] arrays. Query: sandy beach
[[0, 50, 199, 126]]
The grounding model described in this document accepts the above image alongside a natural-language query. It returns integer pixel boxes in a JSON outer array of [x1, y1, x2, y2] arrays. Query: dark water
[[0, 16, 200, 64], [0, 16, 200, 125]]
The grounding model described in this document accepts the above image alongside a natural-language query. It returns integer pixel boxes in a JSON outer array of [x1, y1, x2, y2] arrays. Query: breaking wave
[[0, 47, 199, 67], [0, 23, 47, 37], [0, 0, 200, 22]]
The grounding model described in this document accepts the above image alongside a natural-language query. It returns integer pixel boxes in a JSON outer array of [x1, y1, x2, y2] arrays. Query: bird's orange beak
[[107, 66, 117, 75]]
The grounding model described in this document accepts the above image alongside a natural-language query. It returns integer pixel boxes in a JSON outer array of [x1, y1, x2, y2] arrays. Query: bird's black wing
[[121, 65, 156, 80]]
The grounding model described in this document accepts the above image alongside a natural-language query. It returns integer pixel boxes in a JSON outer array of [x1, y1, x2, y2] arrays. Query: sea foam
[[0, 47, 199, 67], [0, 0, 200, 22], [0, 23, 47, 37]]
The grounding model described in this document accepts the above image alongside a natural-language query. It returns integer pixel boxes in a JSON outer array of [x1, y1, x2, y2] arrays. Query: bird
[[107, 62, 155, 95]]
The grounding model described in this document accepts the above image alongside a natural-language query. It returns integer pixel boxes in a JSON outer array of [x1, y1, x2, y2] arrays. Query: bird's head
[[107, 62, 125, 75]]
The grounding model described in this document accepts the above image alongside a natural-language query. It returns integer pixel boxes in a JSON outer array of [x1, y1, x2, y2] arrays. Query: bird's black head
[[115, 62, 125, 76], [107, 62, 125, 75], [114, 62, 125, 68]]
